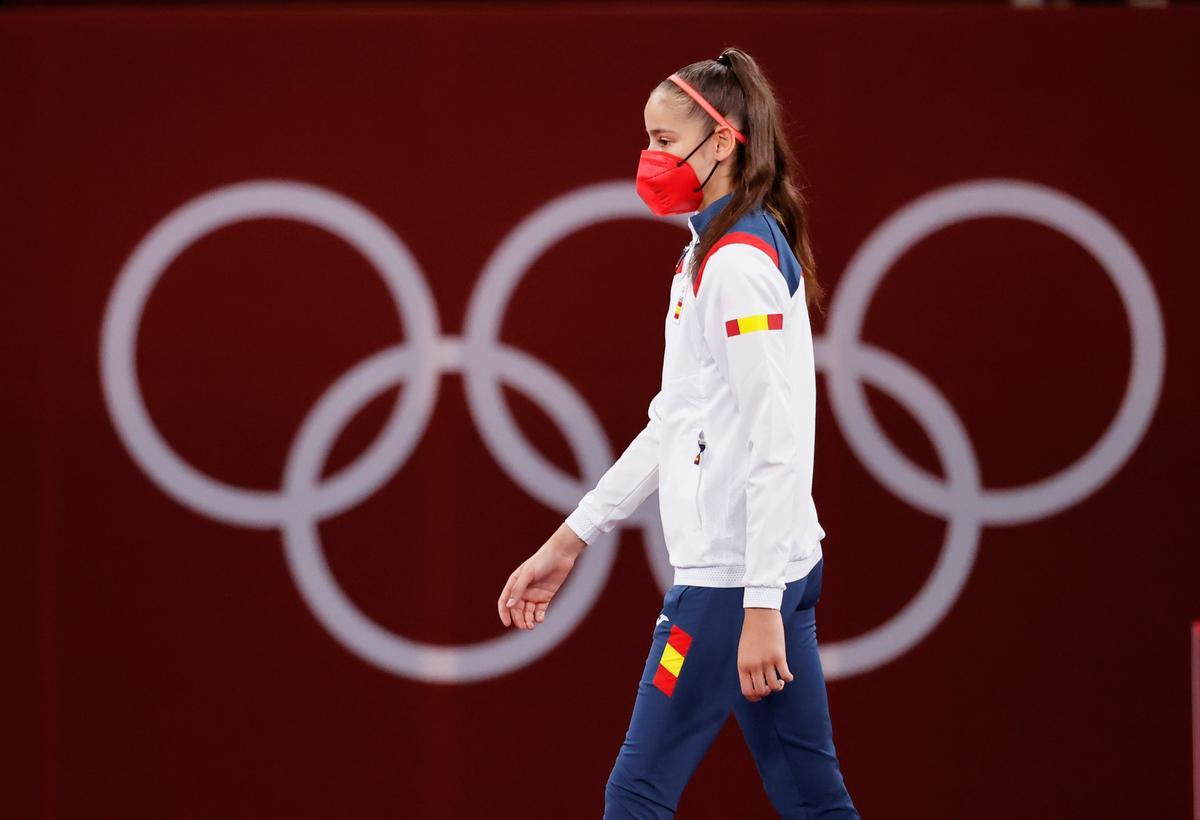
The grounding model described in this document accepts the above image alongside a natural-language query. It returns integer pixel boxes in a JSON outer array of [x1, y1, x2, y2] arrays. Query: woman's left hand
[[737, 609, 794, 701]]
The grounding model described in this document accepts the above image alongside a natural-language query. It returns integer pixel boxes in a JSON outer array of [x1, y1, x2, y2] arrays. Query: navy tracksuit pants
[[603, 557, 860, 818]]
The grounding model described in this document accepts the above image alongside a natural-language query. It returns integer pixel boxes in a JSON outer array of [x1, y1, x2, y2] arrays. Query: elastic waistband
[[671, 543, 823, 588]]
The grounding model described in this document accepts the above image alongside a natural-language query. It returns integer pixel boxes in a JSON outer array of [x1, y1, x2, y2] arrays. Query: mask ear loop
[[676, 128, 715, 168], [693, 151, 721, 192], [696, 131, 720, 195], [675, 128, 719, 192]]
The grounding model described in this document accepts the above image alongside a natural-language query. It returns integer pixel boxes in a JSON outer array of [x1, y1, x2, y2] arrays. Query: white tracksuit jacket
[[564, 192, 825, 610]]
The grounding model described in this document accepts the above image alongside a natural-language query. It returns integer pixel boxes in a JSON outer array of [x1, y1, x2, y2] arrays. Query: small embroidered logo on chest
[[673, 295, 684, 321]]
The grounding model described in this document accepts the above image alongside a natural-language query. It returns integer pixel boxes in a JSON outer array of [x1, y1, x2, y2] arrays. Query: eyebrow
[[647, 128, 677, 136]]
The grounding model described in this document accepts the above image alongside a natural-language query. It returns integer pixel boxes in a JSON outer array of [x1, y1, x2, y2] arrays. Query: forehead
[[644, 88, 699, 135]]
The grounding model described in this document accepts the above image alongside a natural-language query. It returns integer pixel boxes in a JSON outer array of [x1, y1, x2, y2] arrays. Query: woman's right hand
[[497, 522, 587, 630]]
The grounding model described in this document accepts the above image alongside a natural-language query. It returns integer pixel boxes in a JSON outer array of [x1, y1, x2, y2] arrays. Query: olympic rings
[[100, 177, 1164, 682]]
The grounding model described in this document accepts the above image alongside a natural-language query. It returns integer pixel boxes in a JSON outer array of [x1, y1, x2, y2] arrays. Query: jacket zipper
[[693, 429, 706, 529]]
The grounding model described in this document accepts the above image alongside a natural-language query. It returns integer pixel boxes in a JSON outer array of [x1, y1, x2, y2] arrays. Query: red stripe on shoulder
[[693, 232, 781, 297]]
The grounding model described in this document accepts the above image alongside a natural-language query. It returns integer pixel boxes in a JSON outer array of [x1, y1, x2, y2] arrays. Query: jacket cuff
[[564, 506, 600, 545], [743, 586, 784, 610]]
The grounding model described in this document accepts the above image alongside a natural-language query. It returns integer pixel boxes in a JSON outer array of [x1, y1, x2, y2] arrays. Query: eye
[[658, 138, 671, 147]]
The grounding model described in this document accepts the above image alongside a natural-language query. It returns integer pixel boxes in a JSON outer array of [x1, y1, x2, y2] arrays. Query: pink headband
[[667, 72, 748, 145]]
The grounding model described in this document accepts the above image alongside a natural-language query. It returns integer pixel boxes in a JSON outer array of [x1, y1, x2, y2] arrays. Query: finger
[[764, 663, 784, 694], [777, 654, 794, 683], [740, 668, 759, 702], [507, 564, 533, 608], [755, 665, 772, 698], [535, 601, 548, 623], [511, 598, 528, 629], [523, 600, 536, 630], [498, 567, 520, 625]]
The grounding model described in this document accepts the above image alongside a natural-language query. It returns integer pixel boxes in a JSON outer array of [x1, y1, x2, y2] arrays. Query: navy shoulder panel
[[722, 207, 802, 298]]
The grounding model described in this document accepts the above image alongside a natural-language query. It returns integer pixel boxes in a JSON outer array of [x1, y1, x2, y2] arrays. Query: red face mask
[[636, 71, 749, 217], [635, 127, 719, 217]]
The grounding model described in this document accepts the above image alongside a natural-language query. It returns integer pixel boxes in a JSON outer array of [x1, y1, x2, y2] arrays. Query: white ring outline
[[99, 180, 442, 527], [98, 177, 1165, 682], [818, 178, 1164, 677], [100, 180, 681, 682]]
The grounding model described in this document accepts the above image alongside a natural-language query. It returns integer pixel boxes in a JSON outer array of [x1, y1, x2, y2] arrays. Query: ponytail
[[662, 47, 826, 314]]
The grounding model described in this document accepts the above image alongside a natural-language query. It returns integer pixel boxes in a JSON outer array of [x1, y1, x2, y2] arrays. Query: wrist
[[552, 521, 587, 560], [743, 607, 780, 618], [563, 506, 599, 547]]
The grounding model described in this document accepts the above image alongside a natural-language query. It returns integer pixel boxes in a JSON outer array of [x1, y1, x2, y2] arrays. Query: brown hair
[[663, 48, 826, 314]]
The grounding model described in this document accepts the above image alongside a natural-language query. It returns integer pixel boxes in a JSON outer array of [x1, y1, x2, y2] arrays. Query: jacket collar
[[687, 191, 734, 241]]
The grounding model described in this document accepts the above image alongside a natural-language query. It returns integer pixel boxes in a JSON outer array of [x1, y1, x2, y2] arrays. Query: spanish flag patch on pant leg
[[652, 624, 692, 696]]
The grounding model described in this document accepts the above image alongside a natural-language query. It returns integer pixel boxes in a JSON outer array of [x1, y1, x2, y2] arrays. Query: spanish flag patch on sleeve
[[725, 312, 783, 337], [652, 624, 693, 696]]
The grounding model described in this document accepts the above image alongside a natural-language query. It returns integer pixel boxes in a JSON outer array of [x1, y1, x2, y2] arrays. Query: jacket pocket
[[692, 428, 706, 530]]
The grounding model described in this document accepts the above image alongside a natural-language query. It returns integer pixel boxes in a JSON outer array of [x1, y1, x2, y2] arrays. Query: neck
[[699, 180, 733, 211]]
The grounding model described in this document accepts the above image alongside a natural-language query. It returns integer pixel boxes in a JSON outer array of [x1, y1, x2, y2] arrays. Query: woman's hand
[[737, 608, 794, 701], [497, 522, 587, 630]]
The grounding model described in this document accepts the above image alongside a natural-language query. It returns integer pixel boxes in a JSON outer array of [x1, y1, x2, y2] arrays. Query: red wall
[[5, 4, 1199, 818]]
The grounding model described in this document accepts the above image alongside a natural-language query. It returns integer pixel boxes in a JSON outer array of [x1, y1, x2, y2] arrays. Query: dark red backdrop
[[5, 4, 1199, 818]]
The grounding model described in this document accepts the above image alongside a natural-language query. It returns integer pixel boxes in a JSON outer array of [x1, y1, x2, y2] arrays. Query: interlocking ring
[[820, 179, 1164, 676], [100, 177, 1163, 682]]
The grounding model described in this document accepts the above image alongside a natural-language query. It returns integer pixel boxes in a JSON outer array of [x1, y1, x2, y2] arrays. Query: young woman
[[497, 48, 860, 819]]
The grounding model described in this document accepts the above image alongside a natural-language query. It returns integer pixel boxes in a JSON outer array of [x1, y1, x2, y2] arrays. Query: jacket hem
[[671, 541, 823, 589], [743, 585, 784, 610]]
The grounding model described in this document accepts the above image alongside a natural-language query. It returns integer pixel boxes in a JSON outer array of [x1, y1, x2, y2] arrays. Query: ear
[[715, 123, 742, 160]]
